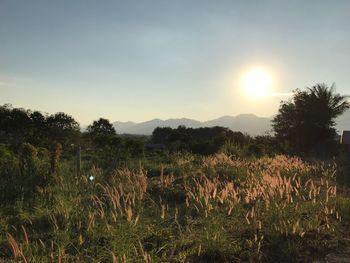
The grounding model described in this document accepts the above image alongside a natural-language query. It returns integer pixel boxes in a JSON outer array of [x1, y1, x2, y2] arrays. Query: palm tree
[[307, 83, 350, 126], [273, 83, 350, 154]]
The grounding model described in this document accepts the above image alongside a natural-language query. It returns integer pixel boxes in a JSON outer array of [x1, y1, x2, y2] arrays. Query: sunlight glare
[[241, 68, 273, 97]]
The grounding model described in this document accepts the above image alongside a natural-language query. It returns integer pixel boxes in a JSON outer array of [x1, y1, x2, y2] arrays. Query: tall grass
[[0, 153, 349, 262]]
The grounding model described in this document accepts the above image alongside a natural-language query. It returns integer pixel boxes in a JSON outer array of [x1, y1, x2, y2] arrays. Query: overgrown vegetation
[[1, 83, 350, 261], [1, 149, 349, 262]]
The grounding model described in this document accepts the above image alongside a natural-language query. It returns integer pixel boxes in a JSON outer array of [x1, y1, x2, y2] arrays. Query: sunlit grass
[[0, 153, 349, 262]]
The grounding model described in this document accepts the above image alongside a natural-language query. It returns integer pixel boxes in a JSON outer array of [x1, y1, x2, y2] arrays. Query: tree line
[[0, 104, 80, 148], [0, 83, 349, 161]]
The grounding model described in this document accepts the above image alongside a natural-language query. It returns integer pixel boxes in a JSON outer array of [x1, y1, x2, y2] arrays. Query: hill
[[113, 110, 350, 136], [113, 114, 272, 136]]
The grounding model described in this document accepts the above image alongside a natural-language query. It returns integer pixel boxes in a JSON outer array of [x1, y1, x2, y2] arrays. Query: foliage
[[1, 87, 350, 261], [87, 118, 116, 138], [0, 143, 49, 205], [221, 134, 283, 157], [46, 112, 80, 148], [0, 150, 349, 262], [0, 104, 80, 149], [152, 126, 248, 155], [272, 84, 349, 155]]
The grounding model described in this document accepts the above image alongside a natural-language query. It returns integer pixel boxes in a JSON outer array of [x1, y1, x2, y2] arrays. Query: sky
[[0, 0, 350, 125]]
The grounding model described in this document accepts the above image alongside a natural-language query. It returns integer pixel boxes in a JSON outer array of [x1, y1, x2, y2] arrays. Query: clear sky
[[1, 0, 349, 125]]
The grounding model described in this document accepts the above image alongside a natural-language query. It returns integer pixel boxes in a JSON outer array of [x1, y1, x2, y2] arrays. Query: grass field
[[1, 152, 350, 262]]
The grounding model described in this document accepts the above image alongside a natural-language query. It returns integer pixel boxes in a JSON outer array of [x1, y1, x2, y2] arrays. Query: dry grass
[[2, 153, 348, 262]]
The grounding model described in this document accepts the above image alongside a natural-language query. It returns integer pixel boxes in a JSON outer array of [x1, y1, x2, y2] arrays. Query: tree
[[29, 111, 47, 145], [84, 118, 120, 168], [87, 118, 116, 137], [0, 104, 33, 145], [86, 118, 117, 150], [0, 105, 81, 148], [272, 83, 350, 154], [46, 112, 80, 147], [152, 127, 173, 144]]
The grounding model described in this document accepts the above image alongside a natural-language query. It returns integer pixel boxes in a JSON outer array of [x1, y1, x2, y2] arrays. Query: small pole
[[50, 142, 62, 175], [76, 146, 81, 176]]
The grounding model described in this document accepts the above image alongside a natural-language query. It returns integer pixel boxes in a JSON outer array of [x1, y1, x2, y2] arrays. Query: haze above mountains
[[112, 111, 350, 136]]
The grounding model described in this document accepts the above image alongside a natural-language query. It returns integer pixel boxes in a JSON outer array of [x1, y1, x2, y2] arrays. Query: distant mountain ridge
[[113, 114, 272, 136], [112, 111, 350, 136]]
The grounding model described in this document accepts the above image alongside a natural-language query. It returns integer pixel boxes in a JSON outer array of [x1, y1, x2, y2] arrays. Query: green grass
[[0, 153, 350, 262]]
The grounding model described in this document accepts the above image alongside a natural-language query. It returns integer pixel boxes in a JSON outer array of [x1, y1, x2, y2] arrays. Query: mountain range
[[113, 114, 272, 136], [112, 111, 350, 136]]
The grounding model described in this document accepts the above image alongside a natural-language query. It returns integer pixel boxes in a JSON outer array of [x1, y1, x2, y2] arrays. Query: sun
[[241, 68, 273, 97]]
